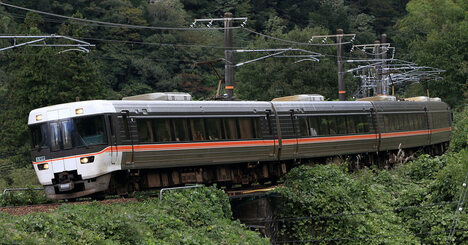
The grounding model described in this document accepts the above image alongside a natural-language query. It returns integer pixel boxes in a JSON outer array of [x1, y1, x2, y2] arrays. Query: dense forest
[[0, 0, 466, 166]]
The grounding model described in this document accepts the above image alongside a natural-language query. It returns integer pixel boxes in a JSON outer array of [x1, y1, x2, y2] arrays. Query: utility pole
[[374, 40, 382, 96], [224, 12, 234, 99], [191, 14, 247, 100], [336, 29, 345, 101], [381, 34, 387, 95], [309, 30, 355, 101]]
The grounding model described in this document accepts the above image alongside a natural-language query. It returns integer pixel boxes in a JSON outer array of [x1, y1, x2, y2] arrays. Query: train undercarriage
[[104, 142, 449, 198]]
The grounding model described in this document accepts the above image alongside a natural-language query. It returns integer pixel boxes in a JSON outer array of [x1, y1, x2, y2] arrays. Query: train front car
[[28, 101, 120, 200]]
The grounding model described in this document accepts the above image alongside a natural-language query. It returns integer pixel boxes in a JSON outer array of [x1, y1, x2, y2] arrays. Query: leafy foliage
[[0, 187, 269, 244], [275, 164, 417, 244], [0, 0, 463, 165], [450, 108, 468, 152], [274, 147, 468, 244], [394, 0, 468, 107]]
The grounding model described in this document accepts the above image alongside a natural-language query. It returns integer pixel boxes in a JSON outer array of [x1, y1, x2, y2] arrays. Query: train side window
[[436, 113, 441, 128], [336, 116, 347, 134], [404, 114, 411, 130], [435, 112, 448, 128], [383, 115, 390, 132], [415, 114, 420, 129], [418, 114, 425, 129], [205, 118, 223, 140], [415, 114, 421, 130], [407, 114, 414, 130], [391, 115, 398, 131], [431, 113, 437, 128], [356, 115, 370, 133], [346, 116, 357, 134], [298, 117, 309, 137], [154, 119, 173, 142], [190, 118, 206, 141], [253, 118, 262, 138], [327, 116, 338, 135], [239, 118, 254, 139], [136, 119, 153, 142], [173, 119, 190, 141], [399, 114, 407, 131], [223, 118, 239, 139], [308, 117, 320, 136], [408, 114, 416, 130], [319, 117, 329, 135]]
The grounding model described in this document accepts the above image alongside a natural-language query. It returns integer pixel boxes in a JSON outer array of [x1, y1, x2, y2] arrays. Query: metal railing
[[2, 187, 44, 195]]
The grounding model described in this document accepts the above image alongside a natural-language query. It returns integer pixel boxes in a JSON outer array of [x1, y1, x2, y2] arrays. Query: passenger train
[[28, 93, 451, 200]]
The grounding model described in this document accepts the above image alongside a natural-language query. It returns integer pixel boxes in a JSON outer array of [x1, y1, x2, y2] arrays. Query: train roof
[[28, 99, 450, 125]]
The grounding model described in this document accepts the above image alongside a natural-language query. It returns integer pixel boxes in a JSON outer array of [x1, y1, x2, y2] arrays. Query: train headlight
[[36, 114, 43, 121], [38, 163, 49, 170], [75, 108, 84, 115], [80, 156, 95, 164]]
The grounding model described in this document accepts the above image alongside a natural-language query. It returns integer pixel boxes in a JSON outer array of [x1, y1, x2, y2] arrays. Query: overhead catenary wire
[[0, 1, 240, 31], [242, 27, 355, 47], [1, 52, 201, 63], [0, 33, 249, 49]]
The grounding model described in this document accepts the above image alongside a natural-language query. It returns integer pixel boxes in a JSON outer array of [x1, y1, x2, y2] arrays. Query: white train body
[[28, 99, 451, 200]]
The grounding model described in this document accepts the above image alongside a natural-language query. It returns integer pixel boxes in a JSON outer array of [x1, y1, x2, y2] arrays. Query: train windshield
[[30, 116, 107, 151]]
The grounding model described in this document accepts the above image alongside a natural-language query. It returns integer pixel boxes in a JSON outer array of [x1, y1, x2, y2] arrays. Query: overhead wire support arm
[[0, 37, 45, 52], [0, 35, 95, 53], [232, 51, 287, 67], [228, 48, 323, 67]]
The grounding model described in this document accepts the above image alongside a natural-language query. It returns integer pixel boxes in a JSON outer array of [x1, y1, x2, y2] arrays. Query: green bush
[[0, 186, 49, 207], [0, 186, 269, 244], [395, 149, 468, 244], [449, 107, 468, 152], [0, 164, 40, 190], [274, 148, 468, 244], [274, 165, 416, 244]]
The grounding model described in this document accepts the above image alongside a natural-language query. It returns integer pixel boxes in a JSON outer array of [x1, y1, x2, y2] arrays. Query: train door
[[107, 115, 118, 165], [264, 108, 281, 160], [264, 102, 283, 160], [119, 110, 134, 166], [289, 109, 299, 156], [424, 107, 431, 145]]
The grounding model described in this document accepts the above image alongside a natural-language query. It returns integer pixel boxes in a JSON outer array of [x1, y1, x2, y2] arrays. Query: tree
[[394, 0, 467, 107], [236, 25, 351, 101], [0, 13, 107, 166]]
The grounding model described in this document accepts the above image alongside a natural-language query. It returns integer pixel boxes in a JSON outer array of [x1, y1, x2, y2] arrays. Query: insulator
[[241, 20, 247, 27]]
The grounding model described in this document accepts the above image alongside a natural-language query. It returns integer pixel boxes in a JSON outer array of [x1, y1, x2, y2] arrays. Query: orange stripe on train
[[31, 128, 451, 165]]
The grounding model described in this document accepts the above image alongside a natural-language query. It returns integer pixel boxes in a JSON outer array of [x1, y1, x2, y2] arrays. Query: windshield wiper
[[74, 131, 89, 149]]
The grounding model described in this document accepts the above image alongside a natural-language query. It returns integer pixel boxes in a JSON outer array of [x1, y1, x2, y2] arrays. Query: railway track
[[0, 197, 137, 216], [0, 184, 279, 215]]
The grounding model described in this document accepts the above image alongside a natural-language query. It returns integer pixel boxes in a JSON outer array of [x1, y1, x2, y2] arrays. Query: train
[[28, 93, 451, 200]]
